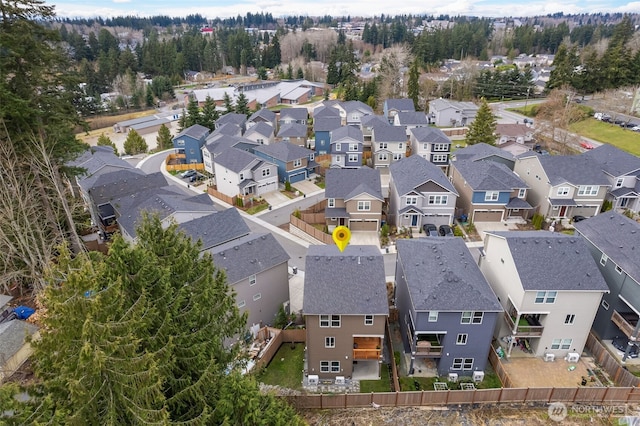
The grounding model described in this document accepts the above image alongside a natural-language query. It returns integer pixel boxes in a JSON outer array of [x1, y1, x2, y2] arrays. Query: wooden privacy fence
[[488, 345, 515, 388], [253, 327, 306, 371], [290, 215, 334, 245], [286, 386, 640, 409], [586, 333, 640, 388]]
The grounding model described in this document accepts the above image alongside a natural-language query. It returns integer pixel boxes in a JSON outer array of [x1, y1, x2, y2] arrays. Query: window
[[452, 358, 474, 370], [348, 154, 359, 163], [601, 300, 610, 310], [463, 358, 474, 370], [433, 143, 448, 151], [310, 153, 315, 161], [321, 361, 341, 372], [452, 358, 463, 370], [177, 139, 185, 146], [378, 153, 388, 161], [398, 143, 404, 150], [557, 187, 570, 196], [565, 314, 575, 325], [461, 311, 483, 324], [535, 291, 557, 304], [578, 185, 598, 196], [432, 154, 448, 163], [379, 142, 388, 149], [320, 315, 330, 327], [472, 312, 483, 324], [239, 173, 244, 181], [551, 338, 573, 350], [485, 191, 499, 201], [262, 168, 271, 177], [325, 337, 335, 348], [428, 311, 438, 322], [349, 143, 358, 151], [331, 315, 341, 327], [365, 315, 374, 325], [518, 188, 526, 198], [253, 293, 261, 301], [320, 361, 330, 372], [357, 201, 371, 211], [249, 274, 256, 286], [237, 300, 246, 308], [335, 143, 341, 151], [600, 253, 608, 266], [257, 138, 264, 144], [428, 195, 448, 205], [392, 153, 403, 161], [423, 143, 429, 150], [456, 334, 468, 345], [615, 264, 623, 274], [331, 361, 340, 372], [293, 159, 302, 167], [328, 198, 335, 208], [615, 178, 624, 188], [334, 155, 342, 163], [406, 196, 418, 205]]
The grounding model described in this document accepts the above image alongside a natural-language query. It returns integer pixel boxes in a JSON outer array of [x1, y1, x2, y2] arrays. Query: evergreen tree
[[123, 129, 148, 154], [257, 66, 268, 80], [145, 84, 155, 107], [235, 92, 250, 116], [185, 96, 201, 127], [296, 67, 304, 79], [466, 99, 497, 145], [407, 59, 420, 110], [222, 92, 234, 114], [200, 95, 219, 129], [97, 133, 118, 154], [286, 63, 293, 79], [156, 124, 173, 150]]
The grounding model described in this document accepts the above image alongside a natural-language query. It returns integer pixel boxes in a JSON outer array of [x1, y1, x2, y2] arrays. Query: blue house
[[313, 116, 341, 156], [330, 126, 363, 168], [172, 124, 210, 164], [253, 142, 318, 183]]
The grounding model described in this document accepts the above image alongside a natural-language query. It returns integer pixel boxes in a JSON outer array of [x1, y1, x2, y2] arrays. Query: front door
[[411, 215, 418, 227], [559, 206, 567, 217]]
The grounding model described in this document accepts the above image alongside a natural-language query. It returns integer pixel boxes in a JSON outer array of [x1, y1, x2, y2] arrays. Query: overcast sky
[[50, 0, 640, 20]]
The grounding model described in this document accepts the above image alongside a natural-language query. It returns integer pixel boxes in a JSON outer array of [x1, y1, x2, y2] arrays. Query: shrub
[[531, 213, 545, 230], [236, 197, 244, 208], [292, 208, 301, 219], [601, 200, 613, 212], [380, 223, 390, 238], [285, 181, 292, 192]]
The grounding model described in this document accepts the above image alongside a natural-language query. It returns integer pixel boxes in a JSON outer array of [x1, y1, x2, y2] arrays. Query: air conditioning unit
[[335, 376, 345, 385], [566, 352, 580, 363], [448, 373, 458, 382], [472, 371, 485, 382], [308, 375, 319, 385], [544, 353, 556, 362]]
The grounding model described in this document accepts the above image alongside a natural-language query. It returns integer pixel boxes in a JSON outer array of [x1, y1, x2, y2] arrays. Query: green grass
[[245, 203, 270, 215], [398, 372, 502, 391], [254, 343, 304, 390], [569, 118, 640, 156], [506, 105, 538, 117], [399, 376, 440, 391], [360, 364, 392, 393]]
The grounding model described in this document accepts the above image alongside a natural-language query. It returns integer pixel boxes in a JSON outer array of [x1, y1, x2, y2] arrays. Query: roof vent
[[534, 240, 539, 244], [315, 256, 320, 261], [220, 252, 225, 256], [339, 256, 344, 261], [261, 235, 267, 240], [234, 246, 239, 250], [248, 241, 252, 245]]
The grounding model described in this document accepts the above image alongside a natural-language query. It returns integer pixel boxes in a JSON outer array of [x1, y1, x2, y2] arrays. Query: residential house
[[172, 124, 211, 164], [213, 147, 278, 198], [201, 135, 258, 175], [338, 100, 373, 127], [211, 233, 290, 330], [582, 144, 640, 214], [215, 113, 247, 132], [278, 108, 308, 126], [449, 160, 532, 222], [276, 123, 308, 147], [451, 143, 516, 170], [313, 104, 341, 120], [325, 167, 383, 232], [409, 127, 452, 172], [371, 125, 408, 168], [383, 98, 415, 124], [574, 212, 640, 350], [253, 142, 318, 183], [388, 155, 458, 228], [495, 124, 534, 156], [214, 122, 243, 138], [360, 114, 389, 148], [303, 245, 388, 380], [393, 111, 429, 137], [479, 231, 609, 358], [313, 116, 341, 155], [243, 122, 275, 145], [246, 108, 277, 130], [180, 208, 250, 251], [395, 238, 502, 376], [428, 99, 479, 127], [330, 126, 364, 168], [514, 153, 611, 220], [0, 317, 39, 382]]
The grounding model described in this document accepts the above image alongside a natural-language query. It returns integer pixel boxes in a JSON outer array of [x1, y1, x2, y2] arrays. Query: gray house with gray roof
[[303, 245, 388, 380], [450, 142, 515, 170], [371, 125, 408, 169], [409, 126, 453, 172], [275, 122, 308, 146], [383, 98, 415, 124], [212, 147, 278, 198], [479, 231, 609, 359], [179, 208, 250, 251], [325, 167, 383, 231], [395, 238, 502, 376], [253, 142, 318, 183]]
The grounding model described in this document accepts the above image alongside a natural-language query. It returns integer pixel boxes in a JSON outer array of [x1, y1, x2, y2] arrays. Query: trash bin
[[292, 266, 298, 274]]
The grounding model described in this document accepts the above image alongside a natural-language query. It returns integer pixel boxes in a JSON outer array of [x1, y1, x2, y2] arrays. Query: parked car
[[580, 141, 594, 150], [422, 223, 438, 237], [632, 126, 640, 132], [189, 173, 205, 182], [612, 336, 639, 358], [181, 169, 197, 178], [572, 215, 587, 223], [438, 224, 454, 237]]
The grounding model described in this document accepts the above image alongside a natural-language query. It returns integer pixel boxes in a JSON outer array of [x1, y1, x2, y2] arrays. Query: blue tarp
[[14, 306, 35, 320]]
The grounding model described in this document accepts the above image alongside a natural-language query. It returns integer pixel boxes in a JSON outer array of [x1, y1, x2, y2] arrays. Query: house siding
[[233, 262, 289, 329]]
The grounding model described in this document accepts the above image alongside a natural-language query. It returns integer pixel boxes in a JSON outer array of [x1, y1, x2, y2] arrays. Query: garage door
[[423, 214, 451, 227], [289, 171, 307, 183], [473, 210, 503, 222], [349, 220, 378, 231]]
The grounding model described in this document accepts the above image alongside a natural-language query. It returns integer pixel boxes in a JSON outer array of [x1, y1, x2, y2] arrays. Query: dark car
[[422, 223, 438, 237], [572, 215, 587, 223], [189, 173, 205, 182], [181, 169, 197, 179], [438, 224, 454, 237]]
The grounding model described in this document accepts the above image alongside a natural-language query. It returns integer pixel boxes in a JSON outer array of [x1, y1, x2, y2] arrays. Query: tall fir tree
[[235, 92, 250, 116], [200, 95, 219, 129], [407, 59, 421, 110], [184, 96, 201, 128], [156, 124, 173, 150], [222, 92, 234, 114], [97, 133, 118, 154], [123, 129, 148, 154], [465, 99, 497, 145]]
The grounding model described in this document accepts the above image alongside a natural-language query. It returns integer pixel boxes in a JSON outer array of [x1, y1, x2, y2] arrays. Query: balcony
[[612, 310, 639, 340], [353, 337, 382, 360], [414, 340, 443, 357], [504, 312, 544, 337]]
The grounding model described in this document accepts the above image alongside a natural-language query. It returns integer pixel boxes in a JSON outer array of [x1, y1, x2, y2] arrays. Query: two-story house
[[360, 115, 389, 149], [339, 100, 373, 127], [393, 111, 429, 137], [428, 99, 479, 127], [388, 155, 459, 229], [574, 212, 640, 359], [215, 113, 247, 132], [246, 108, 277, 130], [371, 125, 408, 169], [582, 144, 640, 214], [514, 153, 611, 220], [330, 126, 364, 168], [172, 124, 210, 164], [313, 106, 342, 155], [450, 160, 531, 222], [325, 167, 383, 232], [201, 135, 258, 176], [383, 98, 415, 124], [395, 238, 502, 377], [243, 122, 275, 145], [212, 147, 278, 198], [253, 142, 318, 183], [495, 123, 534, 156], [409, 127, 452, 172], [303, 245, 388, 381], [278, 107, 308, 126], [451, 143, 516, 170], [276, 122, 308, 147], [479, 231, 609, 359]]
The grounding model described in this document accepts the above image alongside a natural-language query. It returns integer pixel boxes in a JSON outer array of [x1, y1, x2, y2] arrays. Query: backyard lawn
[[360, 364, 392, 393], [569, 119, 640, 156], [255, 343, 305, 390]]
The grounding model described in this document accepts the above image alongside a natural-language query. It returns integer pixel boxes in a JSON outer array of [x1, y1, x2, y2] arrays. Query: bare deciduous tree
[[376, 44, 412, 105]]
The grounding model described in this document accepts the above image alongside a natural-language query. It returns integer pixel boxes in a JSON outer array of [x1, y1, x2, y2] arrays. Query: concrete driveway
[[292, 179, 320, 195], [473, 221, 522, 240], [349, 231, 380, 249], [261, 190, 291, 208]]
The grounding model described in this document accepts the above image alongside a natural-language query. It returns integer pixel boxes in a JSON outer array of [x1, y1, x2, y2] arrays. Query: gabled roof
[[453, 160, 528, 191], [277, 122, 307, 138], [282, 87, 310, 101], [214, 122, 242, 137], [389, 155, 457, 196], [397, 238, 502, 312], [248, 108, 276, 125], [190, 87, 236, 103], [79, 167, 146, 195], [452, 143, 515, 163], [429, 98, 479, 112], [254, 142, 314, 162], [409, 126, 451, 144], [179, 209, 250, 251], [244, 122, 274, 138], [582, 144, 640, 178], [341, 100, 373, 115], [0, 320, 39, 364], [574, 211, 640, 285], [313, 105, 341, 118], [534, 155, 610, 186], [395, 111, 429, 125], [313, 116, 342, 132], [279, 107, 308, 121], [385, 98, 416, 112], [210, 233, 289, 285], [303, 245, 388, 315], [174, 124, 210, 140], [203, 135, 258, 157], [88, 171, 167, 205], [216, 113, 247, 128], [330, 126, 363, 143], [69, 146, 134, 176], [325, 167, 383, 201], [214, 147, 265, 173], [361, 114, 389, 128], [372, 125, 407, 142], [487, 231, 609, 292]]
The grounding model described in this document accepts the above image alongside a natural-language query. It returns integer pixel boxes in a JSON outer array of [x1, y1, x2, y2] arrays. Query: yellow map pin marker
[[332, 226, 351, 252]]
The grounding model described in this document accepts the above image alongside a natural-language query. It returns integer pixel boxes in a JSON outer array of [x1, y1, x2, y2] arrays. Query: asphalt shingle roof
[[488, 231, 609, 292], [453, 160, 528, 191], [409, 126, 451, 144], [277, 123, 307, 138], [361, 115, 389, 128], [0, 320, 38, 362], [395, 112, 429, 125], [210, 233, 289, 285], [244, 122, 274, 138], [174, 124, 210, 140], [279, 108, 308, 121], [537, 155, 611, 186], [385, 98, 416, 112], [582, 144, 640, 177], [397, 238, 501, 311], [179, 209, 250, 251], [325, 167, 383, 200], [574, 211, 640, 285], [303, 245, 388, 315], [254, 142, 313, 162], [88, 171, 167, 205], [452, 143, 515, 163], [248, 108, 276, 124], [313, 116, 341, 132], [330, 126, 363, 143], [313, 105, 341, 118], [372, 125, 408, 142], [69, 146, 132, 175], [214, 147, 261, 173], [216, 113, 247, 128], [389, 155, 457, 196]]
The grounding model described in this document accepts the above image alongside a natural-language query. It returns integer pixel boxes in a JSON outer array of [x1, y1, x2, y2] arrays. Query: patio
[[501, 355, 599, 388]]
